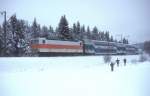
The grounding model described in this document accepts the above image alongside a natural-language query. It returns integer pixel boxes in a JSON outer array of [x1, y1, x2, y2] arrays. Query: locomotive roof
[[34, 38, 82, 42]]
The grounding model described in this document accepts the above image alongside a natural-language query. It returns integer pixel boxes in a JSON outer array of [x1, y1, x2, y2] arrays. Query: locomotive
[[31, 38, 83, 56], [31, 38, 139, 56]]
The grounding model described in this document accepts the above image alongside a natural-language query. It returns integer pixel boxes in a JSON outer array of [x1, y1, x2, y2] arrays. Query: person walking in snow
[[116, 58, 120, 67], [123, 58, 127, 66], [110, 62, 115, 72]]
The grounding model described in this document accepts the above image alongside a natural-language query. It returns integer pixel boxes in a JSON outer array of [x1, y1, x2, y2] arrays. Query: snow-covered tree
[[58, 15, 72, 40], [1, 14, 29, 56], [31, 18, 40, 38], [0, 25, 4, 56], [9, 15, 27, 56]]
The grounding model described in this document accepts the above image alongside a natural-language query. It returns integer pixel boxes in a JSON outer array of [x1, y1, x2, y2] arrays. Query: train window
[[42, 40, 45, 44], [31, 39, 39, 44]]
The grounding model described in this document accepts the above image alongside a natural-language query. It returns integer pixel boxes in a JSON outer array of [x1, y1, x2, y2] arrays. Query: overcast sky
[[0, 0, 150, 44]]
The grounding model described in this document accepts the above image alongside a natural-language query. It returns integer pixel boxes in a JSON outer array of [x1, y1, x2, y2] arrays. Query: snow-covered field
[[0, 55, 150, 96]]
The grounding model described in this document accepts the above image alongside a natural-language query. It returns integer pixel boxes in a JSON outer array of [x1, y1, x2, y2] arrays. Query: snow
[[0, 55, 150, 96]]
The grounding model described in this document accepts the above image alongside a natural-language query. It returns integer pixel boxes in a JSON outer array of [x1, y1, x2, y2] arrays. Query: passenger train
[[31, 38, 139, 56]]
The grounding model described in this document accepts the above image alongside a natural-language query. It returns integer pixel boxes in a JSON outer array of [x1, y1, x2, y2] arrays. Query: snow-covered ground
[[0, 55, 150, 96]]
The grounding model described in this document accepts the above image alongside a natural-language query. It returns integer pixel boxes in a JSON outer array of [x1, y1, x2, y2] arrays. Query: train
[[30, 38, 139, 56]]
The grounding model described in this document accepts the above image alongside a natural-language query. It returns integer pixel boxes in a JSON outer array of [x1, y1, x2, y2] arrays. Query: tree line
[[0, 14, 129, 56]]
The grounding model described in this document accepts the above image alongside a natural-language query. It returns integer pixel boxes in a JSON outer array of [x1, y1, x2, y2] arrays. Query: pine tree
[[126, 39, 129, 44], [100, 31, 105, 41], [80, 25, 85, 40], [58, 15, 72, 40], [72, 23, 77, 40], [49, 25, 54, 33], [16, 20, 25, 39], [47, 25, 54, 39], [8, 15, 27, 56], [98, 32, 101, 40], [54, 27, 59, 39], [123, 38, 128, 44], [110, 36, 114, 42], [0, 25, 3, 56], [32, 18, 39, 38], [76, 21, 81, 40], [2, 20, 13, 56], [41, 26, 49, 38], [92, 26, 99, 40], [76, 21, 80, 34], [105, 31, 110, 41], [55, 27, 59, 33], [10, 14, 18, 37], [9, 14, 18, 56], [86, 26, 91, 40]]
